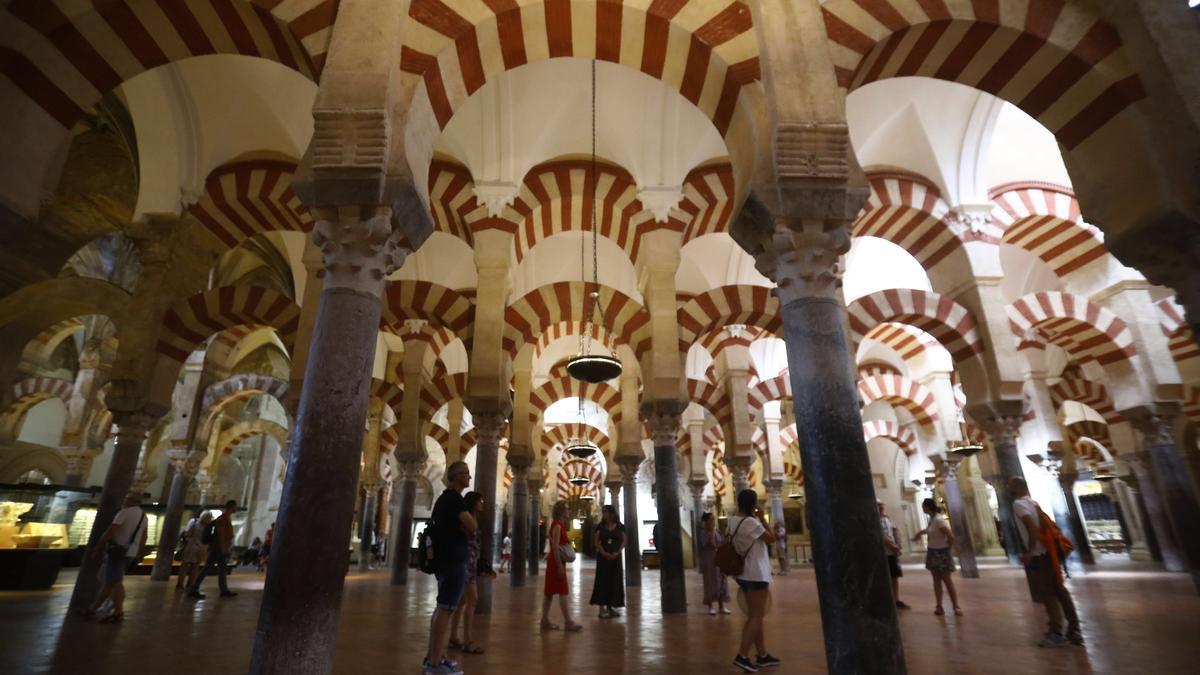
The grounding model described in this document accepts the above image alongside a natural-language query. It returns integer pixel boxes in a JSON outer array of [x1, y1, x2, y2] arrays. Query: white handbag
[[558, 542, 577, 563]]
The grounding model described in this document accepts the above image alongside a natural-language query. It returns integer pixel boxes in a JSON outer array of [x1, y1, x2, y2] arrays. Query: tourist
[[499, 532, 512, 573], [728, 489, 781, 672], [449, 492, 493, 655], [177, 511, 211, 591], [698, 512, 731, 615], [773, 520, 789, 575], [189, 500, 237, 600], [541, 500, 582, 632], [589, 504, 626, 618], [424, 461, 476, 675], [912, 498, 961, 616], [259, 521, 274, 571], [241, 536, 262, 567], [879, 500, 910, 610], [1010, 477, 1082, 647], [79, 492, 147, 623]]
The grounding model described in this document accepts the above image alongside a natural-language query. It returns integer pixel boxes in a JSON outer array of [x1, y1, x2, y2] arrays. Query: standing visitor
[[189, 500, 238, 599], [259, 521, 274, 571], [541, 501, 582, 632], [424, 461, 476, 675], [1010, 477, 1083, 647], [589, 505, 626, 618], [698, 512, 731, 615], [878, 500, 910, 610], [728, 489, 781, 672], [912, 498, 962, 616], [177, 511, 211, 591], [773, 520, 789, 575], [500, 532, 512, 573], [78, 492, 147, 623], [449, 492, 493, 655]]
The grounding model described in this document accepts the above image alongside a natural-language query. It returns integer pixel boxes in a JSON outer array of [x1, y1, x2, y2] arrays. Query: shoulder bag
[[715, 518, 749, 577], [553, 522, 576, 563]]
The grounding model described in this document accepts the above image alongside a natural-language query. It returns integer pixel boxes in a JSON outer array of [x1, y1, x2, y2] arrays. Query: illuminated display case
[[0, 483, 102, 551]]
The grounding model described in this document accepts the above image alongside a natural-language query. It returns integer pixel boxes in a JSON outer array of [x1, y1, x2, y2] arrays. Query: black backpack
[[417, 526, 437, 575], [201, 520, 217, 545]]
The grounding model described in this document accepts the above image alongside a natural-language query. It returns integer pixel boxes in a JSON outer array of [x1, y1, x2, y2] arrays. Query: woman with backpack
[[912, 498, 963, 617], [726, 489, 781, 673], [177, 511, 212, 591]]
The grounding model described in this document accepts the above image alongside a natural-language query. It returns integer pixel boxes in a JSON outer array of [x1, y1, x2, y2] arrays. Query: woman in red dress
[[540, 501, 582, 632]]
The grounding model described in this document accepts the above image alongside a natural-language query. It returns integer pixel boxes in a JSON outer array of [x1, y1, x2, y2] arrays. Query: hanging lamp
[[567, 58, 622, 385], [566, 440, 598, 458], [569, 475, 591, 487]]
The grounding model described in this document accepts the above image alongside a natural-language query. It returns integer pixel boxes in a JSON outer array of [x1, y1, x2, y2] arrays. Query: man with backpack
[[189, 500, 238, 600], [1010, 477, 1082, 647], [423, 461, 477, 675]]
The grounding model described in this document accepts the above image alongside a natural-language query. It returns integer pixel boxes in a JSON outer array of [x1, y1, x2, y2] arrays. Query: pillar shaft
[[620, 466, 641, 587], [510, 465, 530, 587], [1059, 475, 1095, 566], [150, 451, 193, 581], [528, 481, 541, 577], [645, 407, 687, 613], [389, 468, 417, 586], [974, 414, 1025, 565], [468, 408, 506, 614], [357, 487, 377, 572], [941, 460, 979, 578], [690, 480, 706, 570], [1132, 409, 1200, 591]]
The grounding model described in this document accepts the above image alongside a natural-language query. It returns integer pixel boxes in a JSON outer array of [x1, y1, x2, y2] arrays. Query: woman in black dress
[[590, 504, 626, 618]]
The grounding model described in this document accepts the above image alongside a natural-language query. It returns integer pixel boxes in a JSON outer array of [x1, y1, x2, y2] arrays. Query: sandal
[[461, 643, 485, 654], [99, 613, 124, 623], [564, 622, 583, 632]]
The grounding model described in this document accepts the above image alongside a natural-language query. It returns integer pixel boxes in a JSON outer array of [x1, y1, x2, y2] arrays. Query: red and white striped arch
[[1183, 386, 1200, 429], [847, 289, 982, 361], [821, 0, 1145, 150], [216, 419, 288, 456], [677, 285, 781, 352], [0, 0, 332, 130], [370, 378, 404, 417], [400, 0, 760, 137], [1156, 299, 1200, 380], [861, 322, 941, 366], [781, 460, 804, 486], [1006, 291, 1136, 366], [679, 164, 737, 243], [779, 423, 799, 450], [380, 281, 475, 340], [857, 374, 939, 427], [709, 452, 729, 496], [687, 378, 731, 430], [427, 160, 488, 243], [1, 377, 74, 435], [556, 458, 604, 497], [392, 324, 461, 371], [694, 325, 770, 364], [528, 377, 622, 425], [534, 321, 619, 362], [24, 318, 84, 357], [156, 286, 300, 364], [854, 173, 968, 268], [504, 282, 651, 357], [858, 360, 902, 379], [1049, 373, 1120, 424], [188, 160, 312, 252], [862, 419, 918, 456], [200, 373, 288, 417], [748, 374, 792, 415], [541, 423, 610, 458], [991, 182, 1106, 277], [1064, 418, 1111, 448], [419, 372, 468, 422]]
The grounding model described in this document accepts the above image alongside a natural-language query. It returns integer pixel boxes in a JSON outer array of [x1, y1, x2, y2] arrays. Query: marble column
[[941, 457, 979, 578], [1127, 452, 1182, 569], [608, 483, 622, 510], [729, 459, 751, 494], [645, 405, 687, 613], [62, 449, 100, 488], [619, 460, 642, 587], [357, 483, 378, 572], [768, 479, 786, 527], [469, 408, 507, 614], [509, 462, 530, 587], [250, 202, 415, 674], [1130, 408, 1200, 592], [1111, 477, 1151, 560], [689, 479, 706, 569], [528, 479, 541, 578], [389, 461, 419, 585], [69, 408, 152, 611], [974, 413, 1025, 564], [151, 444, 199, 581], [732, 206, 904, 672], [1048, 462, 1094, 567]]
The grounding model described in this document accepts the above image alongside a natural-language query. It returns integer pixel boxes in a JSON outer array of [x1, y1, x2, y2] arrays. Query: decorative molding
[[310, 205, 410, 294], [472, 181, 520, 218], [636, 186, 685, 223], [774, 123, 850, 180]]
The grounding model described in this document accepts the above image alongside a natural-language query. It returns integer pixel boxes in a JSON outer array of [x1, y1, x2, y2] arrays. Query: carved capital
[[688, 478, 707, 499], [310, 205, 410, 293], [748, 215, 850, 304], [646, 411, 681, 447], [774, 123, 852, 180], [1127, 405, 1179, 447], [311, 108, 388, 172], [618, 460, 642, 483], [727, 457, 752, 486], [471, 409, 508, 448], [966, 401, 1025, 447]]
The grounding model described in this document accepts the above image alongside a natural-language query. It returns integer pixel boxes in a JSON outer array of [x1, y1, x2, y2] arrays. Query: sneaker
[[708, 607, 717, 615], [756, 654, 781, 668], [1038, 632, 1070, 648], [895, 601, 911, 610], [733, 654, 759, 672], [1067, 631, 1085, 646], [220, 591, 238, 598], [421, 658, 463, 675], [188, 591, 206, 599]]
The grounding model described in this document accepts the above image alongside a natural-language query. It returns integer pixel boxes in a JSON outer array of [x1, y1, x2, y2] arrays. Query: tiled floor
[[2, 558, 1198, 674]]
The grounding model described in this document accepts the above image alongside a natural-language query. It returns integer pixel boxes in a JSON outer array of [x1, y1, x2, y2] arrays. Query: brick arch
[[156, 286, 300, 363], [370, 378, 404, 418], [557, 457, 604, 498], [678, 164, 737, 244], [0, 1, 332, 131], [847, 289, 982, 361], [504, 282, 651, 358], [853, 172, 971, 269], [709, 452, 729, 497], [213, 418, 289, 459], [528, 377, 622, 426], [860, 322, 941, 368], [781, 460, 804, 486], [991, 182, 1107, 277], [1064, 418, 1112, 450], [1005, 291, 1136, 366], [821, 0, 1145, 151], [858, 360, 902, 378], [541, 423, 610, 459], [677, 285, 781, 352], [748, 374, 792, 416], [857, 374, 939, 427], [200, 373, 289, 416], [188, 160, 312, 252], [1, 377, 74, 438], [1049, 370, 1120, 424], [694, 325, 770, 364], [534, 321, 620, 362], [687, 378, 731, 430], [862, 419, 918, 456], [400, 0, 760, 137], [380, 281, 475, 341], [419, 372, 468, 423], [22, 318, 85, 362], [1156, 299, 1199, 380]]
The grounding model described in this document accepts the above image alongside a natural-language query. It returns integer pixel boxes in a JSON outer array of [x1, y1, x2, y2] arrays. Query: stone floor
[[2, 558, 1198, 674]]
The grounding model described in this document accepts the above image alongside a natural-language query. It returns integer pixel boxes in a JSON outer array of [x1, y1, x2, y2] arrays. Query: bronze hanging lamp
[[567, 58, 622, 385]]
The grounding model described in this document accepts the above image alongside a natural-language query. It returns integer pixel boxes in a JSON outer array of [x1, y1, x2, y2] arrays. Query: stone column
[[645, 405, 687, 613], [468, 407, 507, 613], [62, 448, 101, 488], [1112, 476, 1151, 561], [1129, 407, 1200, 592], [619, 460, 642, 587], [528, 478, 541, 578], [731, 200, 904, 672], [196, 471, 215, 507], [389, 460, 419, 586], [729, 459, 751, 494], [151, 443, 200, 581], [357, 483, 378, 572], [357, 397, 384, 572], [689, 479, 706, 568], [249, 202, 415, 674], [69, 407, 152, 611], [767, 479, 786, 527], [1127, 452, 1182, 569], [1057, 468, 1095, 566], [509, 462, 530, 587], [972, 410, 1025, 564], [941, 457, 979, 579]]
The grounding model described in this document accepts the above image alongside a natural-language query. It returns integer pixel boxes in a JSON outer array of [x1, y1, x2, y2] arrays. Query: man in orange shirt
[[189, 499, 238, 599]]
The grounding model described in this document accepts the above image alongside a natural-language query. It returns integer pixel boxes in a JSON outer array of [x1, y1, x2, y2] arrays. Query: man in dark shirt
[[424, 461, 476, 674]]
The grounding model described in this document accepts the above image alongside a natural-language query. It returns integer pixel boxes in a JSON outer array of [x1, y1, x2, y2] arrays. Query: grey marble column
[[729, 460, 751, 494], [645, 406, 687, 613], [468, 408, 507, 614], [151, 446, 197, 581], [768, 480, 786, 528], [1058, 472, 1095, 566], [689, 479, 706, 570], [390, 463, 418, 586], [250, 203, 415, 675], [941, 458, 979, 578], [69, 408, 152, 611], [528, 480, 541, 577], [974, 414, 1025, 565], [357, 485, 378, 572], [1129, 453, 1185, 571], [509, 463, 530, 587], [619, 461, 642, 587], [1131, 409, 1200, 592]]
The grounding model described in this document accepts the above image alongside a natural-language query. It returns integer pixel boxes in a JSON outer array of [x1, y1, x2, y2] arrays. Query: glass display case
[[0, 483, 101, 551]]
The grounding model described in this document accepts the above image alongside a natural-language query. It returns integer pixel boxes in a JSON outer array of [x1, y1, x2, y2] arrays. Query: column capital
[[310, 204, 410, 293], [618, 459, 642, 482], [643, 401, 684, 447], [966, 401, 1025, 446], [1125, 404, 1180, 447], [469, 405, 509, 448], [733, 197, 851, 304], [727, 457, 752, 485], [688, 479, 707, 499]]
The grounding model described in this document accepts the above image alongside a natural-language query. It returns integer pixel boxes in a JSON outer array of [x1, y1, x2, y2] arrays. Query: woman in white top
[[727, 489, 781, 673], [912, 498, 962, 616]]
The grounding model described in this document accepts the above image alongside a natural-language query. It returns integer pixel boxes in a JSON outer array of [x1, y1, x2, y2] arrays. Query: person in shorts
[[879, 499, 910, 610], [424, 461, 477, 675], [728, 489, 781, 672], [80, 492, 147, 623]]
